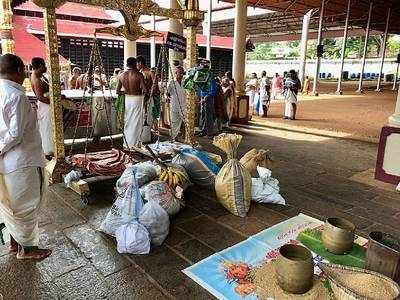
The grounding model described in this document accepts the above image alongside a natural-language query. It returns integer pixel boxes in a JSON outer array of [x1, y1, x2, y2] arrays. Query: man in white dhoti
[[30, 57, 54, 159], [166, 66, 186, 142], [0, 54, 51, 260], [116, 57, 148, 148], [283, 70, 301, 120]]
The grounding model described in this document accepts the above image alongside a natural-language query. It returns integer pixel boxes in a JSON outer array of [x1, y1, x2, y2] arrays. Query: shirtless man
[[30, 57, 54, 158], [116, 57, 148, 148]]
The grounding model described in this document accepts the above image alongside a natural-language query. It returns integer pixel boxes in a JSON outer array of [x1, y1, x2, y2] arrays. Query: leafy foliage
[[247, 35, 400, 61]]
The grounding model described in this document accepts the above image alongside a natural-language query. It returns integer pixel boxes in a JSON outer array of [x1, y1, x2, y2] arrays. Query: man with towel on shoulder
[[117, 57, 148, 148], [30, 57, 54, 159], [0, 54, 51, 260]]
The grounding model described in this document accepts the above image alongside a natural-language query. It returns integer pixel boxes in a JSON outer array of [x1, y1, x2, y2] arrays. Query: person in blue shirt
[[197, 76, 217, 138]]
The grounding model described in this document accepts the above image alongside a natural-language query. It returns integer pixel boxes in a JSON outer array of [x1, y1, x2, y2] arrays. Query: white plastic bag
[[115, 221, 150, 254], [64, 170, 83, 188], [100, 171, 143, 236], [116, 162, 157, 196], [396, 182, 400, 192], [139, 201, 169, 246], [251, 166, 286, 205], [140, 181, 182, 216]]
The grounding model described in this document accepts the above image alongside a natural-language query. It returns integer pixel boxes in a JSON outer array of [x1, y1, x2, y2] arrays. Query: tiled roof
[[14, 15, 234, 49], [14, 1, 114, 21]]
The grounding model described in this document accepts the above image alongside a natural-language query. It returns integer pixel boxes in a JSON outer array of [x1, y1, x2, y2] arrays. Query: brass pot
[[322, 217, 355, 255], [275, 244, 314, 294], [366, 231, 400, 284]]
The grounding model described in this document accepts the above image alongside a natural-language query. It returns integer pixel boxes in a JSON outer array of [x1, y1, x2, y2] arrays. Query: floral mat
[[182, 214, 368, 300]]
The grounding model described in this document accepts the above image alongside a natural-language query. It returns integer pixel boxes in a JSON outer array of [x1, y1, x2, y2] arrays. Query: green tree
[[247, 35, 400, 61]]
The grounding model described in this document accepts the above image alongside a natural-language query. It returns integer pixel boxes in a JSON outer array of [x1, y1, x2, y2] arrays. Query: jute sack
[[213, 134, 252, 217], [240, 148, 272, 177]]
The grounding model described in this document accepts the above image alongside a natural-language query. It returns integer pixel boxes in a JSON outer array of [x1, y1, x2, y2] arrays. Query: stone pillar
[[169, 0, 184, 72], [124, 39, 137, 65], [299, 10, 312, 85], [357, 1, 373, 93], [336, 0, 351, 95], [232, 0, 247, 95], [206, 0, 212, 61], [0, 0, 15, 54], [150, 15, 156, 68], [312, 0, 325, 96], [376, 7, 391, 92], [42, 4, 66, 183]]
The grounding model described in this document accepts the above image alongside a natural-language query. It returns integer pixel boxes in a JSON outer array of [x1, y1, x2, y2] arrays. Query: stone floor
[[1, 124, 399, 300], [255, 84, 396, 143]]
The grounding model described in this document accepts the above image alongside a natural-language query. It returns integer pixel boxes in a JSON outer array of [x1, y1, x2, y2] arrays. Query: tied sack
[[251, 166, 285, 205], [172, 148, 219, 187], [213, 134, 252, 217], [100, 169, 143, 237], [240, 148, 273, 177], [139, 201, 169, 246], [114, 172, 151, 255], [116, 161, 157, 196], [140, 181, 182, 216]]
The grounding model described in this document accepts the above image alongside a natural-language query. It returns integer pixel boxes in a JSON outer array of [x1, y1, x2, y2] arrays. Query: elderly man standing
[[0, 54, 51, 260], [166, 66, 186, 141]]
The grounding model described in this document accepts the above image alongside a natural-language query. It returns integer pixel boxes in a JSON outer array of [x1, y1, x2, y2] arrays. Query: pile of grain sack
[[213, 133, 285, 217], [100, 135, 284, 254], [99, 148, 221, 254]]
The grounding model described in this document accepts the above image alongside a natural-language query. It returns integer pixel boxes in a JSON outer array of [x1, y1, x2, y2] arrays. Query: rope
[[68, 36, 133, 161]]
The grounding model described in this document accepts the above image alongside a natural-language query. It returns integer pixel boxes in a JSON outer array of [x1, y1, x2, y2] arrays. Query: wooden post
[[183, 2, 204, 145], [42, 3, 66, 183]]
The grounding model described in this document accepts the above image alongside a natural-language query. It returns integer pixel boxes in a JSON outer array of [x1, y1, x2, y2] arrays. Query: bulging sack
[[251, 166, 285, 205], [116, 162, 157, 196], [213, 134, 252, 217], [115, 221, 150, 254], [100, 171, 143, 237], [139, 201, 170, 246], [240, 148, 273, 177], [140, 181, 181, 216], [172, 150, 217, 187]]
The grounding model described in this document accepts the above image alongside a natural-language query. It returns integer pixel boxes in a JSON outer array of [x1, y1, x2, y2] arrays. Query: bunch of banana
[[159, 167, 189, 189]]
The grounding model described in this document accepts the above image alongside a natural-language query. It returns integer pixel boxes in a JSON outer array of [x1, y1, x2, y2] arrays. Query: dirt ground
[[255, 81, 397, 142]]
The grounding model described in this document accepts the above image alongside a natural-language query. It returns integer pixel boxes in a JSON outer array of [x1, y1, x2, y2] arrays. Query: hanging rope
[[68, 36, 132, 160], [68, 37, 191, 163]]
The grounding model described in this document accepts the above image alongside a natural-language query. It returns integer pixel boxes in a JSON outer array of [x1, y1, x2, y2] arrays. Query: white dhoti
[[124, 95, 144, 148], [0, 167, 46, 247], [37, 102, 54, 155], [284, 90, 298, 118], [284, 101, 294, 118], [170, 109, 185, 141]]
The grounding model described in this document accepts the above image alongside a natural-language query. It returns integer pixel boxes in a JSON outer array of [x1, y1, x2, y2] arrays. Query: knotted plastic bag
[[251, 166, 285, 205], [140, 181, 182, 216], [139, 201, 169, 246], [115, 172, 151, 254], [213, 134, 251, 217], [116, 222, 150, 254], [100, 169, 143, 237]]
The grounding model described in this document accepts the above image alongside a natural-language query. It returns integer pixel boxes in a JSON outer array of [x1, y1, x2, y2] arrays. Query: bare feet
[[17, 247, 52, 260], [8, 236, 19, 254]]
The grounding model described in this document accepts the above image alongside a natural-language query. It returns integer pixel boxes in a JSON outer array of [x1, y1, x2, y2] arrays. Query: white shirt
[[0, 79, 44, 174], [167, 80, 186, 114], [259, 77, 270, 101]]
